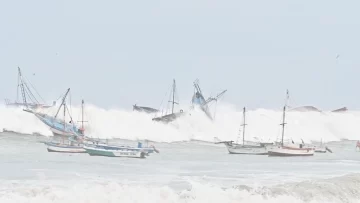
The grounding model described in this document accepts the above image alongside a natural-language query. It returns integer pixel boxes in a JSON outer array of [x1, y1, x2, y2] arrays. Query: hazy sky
[[1, 0, 360, 110]]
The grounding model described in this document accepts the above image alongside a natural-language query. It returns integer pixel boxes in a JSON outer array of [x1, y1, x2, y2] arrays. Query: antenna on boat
[[280, 105, 287, 147], [241, 107, 247, 145]]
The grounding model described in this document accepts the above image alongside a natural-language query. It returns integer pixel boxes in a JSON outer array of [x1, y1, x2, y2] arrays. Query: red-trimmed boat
[[268, 105, 315, 157]]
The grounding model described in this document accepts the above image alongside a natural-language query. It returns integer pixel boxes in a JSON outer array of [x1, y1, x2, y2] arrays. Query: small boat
[[191, 79, 227, 120], [152, 79, 185, 123], [217, 107, 268, 155], [83, 145, 146, 158], [86, 142, 158, 155], [46, 142, 86, 153], [222, 141, 268, 155], [356, 141, 360, 151], [310, 139, 332, 153], [268, 101, 315, 157]]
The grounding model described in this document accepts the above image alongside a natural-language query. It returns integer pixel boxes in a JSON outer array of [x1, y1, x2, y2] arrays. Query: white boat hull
[[226, 145, 268, 155], [47, 145, 86, 153], [268, 145, 314, 157]]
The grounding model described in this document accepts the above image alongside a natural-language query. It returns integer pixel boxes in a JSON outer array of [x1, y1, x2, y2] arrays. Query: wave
[[1, 103, 360, 143], [0, 174, 359, 203]]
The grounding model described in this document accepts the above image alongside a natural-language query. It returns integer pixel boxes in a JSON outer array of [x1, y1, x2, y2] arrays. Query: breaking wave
[[0, 174, 359, 203], [0, 103, 360, 143]]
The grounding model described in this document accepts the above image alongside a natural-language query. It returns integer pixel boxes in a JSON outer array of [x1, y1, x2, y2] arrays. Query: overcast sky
[[1, 0, 359, 110]]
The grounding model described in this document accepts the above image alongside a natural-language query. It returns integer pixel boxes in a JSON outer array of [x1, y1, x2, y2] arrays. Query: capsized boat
[[133, 104, 159, 114], [215, 107, 268, 155], [152, 79, 185, 123], [83, 145, 146, 158], [268, 104, 315, 157], [191, 79, 226, 120]]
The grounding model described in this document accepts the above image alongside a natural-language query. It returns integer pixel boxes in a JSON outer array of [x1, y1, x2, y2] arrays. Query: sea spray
[[0, 174, 359, 203], [0, 103, 360, 143]]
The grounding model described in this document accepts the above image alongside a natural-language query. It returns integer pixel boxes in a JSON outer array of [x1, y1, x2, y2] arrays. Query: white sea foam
[[0, 174, 359, 203], [0, 103, 359, 143]]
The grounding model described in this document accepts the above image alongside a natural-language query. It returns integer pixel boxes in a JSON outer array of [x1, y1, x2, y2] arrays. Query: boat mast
[[280, 105, 286, 146], [171, 79, 176, 114], [77, 99, 88, 135], [55, 88, 70, 118], [63, 96, 67, 132], [18, 67, 28, 108], [81, 100, 84, 130], [241, 107, 247, 145]]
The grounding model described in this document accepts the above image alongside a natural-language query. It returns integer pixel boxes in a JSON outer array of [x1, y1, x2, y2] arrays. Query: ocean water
[[1, 105, 360, 202], [0, 133, 360, 203]]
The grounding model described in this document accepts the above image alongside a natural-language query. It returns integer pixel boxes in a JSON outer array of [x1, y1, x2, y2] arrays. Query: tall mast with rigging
[[55, 88, 70, 118]]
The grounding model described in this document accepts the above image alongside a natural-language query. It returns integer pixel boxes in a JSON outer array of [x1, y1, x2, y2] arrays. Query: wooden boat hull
[[268, 146, 314, 157], [83, 146, 146, 158], [47, 145, 86, 153]]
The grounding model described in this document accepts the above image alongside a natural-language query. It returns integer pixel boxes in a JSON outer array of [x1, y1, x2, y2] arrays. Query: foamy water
[[0, 103, 359, 143], [0, 134, 360, 203], [1, 104, 360, 202]]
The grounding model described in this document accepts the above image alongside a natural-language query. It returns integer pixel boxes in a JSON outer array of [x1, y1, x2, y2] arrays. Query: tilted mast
[[55, 88, 71, 118], [18, 67, 28, 107]]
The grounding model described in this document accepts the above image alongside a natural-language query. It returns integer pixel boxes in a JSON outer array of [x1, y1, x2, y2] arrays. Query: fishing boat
[[46, 141, 86, 153], [152, 79, 185, 123], [308, 139, 332, 153], [191, 79, 227, 120], [39, 99, 87, 153], [86, 142, 159, 155], [268, 105, 315, 157], [83, 145, 146, 158], [5, 67, 55, 110], [216, 107, 268, 155], [25, 88, 84, 137]]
